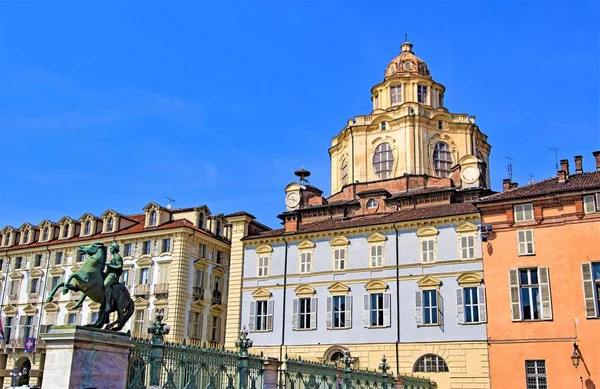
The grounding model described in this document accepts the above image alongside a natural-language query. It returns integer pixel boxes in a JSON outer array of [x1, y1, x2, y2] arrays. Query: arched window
[[23, 230, 30, 243], [340, 159, 348, 186], [373, 143, 394, 179], [330, 351, 345, 363], [149, 211, 157, 226], [106, 218, 114, 232], [413, 354, 449, 373], [433, 142, 452, 178], [84, 221, 91, 235], [367, 199, 378, 209], [42, 227, 49, 241]]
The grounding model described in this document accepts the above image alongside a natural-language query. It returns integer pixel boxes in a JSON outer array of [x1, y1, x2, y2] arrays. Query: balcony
[[134, 284, 150, 296], [192, 286, 204, 300], [8, 294, 19, 304], [211, 290, 222, 305], [70, 291, 82, 301], [154, 283, 169, 295], [27, 293, 39, 303]]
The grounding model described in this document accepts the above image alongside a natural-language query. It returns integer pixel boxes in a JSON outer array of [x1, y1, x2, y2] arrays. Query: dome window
[[438, 121, 443, 130], [417, 85, 428, 104], [381, 122, 387, 131], [373, 143, 394, 179], [433, 142, 452, 178], [390, 85, 402, 105], [367, 199, 378, 209], [340, 159, 348, 186]]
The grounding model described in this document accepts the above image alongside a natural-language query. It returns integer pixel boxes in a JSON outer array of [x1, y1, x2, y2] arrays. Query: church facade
[[225, 42, 492, 389]]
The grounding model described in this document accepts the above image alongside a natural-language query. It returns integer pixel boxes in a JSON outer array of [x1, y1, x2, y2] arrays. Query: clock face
[[461, 166, 480, 184], [286, 192, 300, 208]]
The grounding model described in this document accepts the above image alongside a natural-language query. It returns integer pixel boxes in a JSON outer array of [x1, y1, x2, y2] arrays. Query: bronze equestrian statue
[[45, 242, 134, 331]]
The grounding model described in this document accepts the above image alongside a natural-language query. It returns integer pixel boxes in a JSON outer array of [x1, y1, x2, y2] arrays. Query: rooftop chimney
[[503, 178, 511, 192], [593, 151, 600, 171], [574, 155, 583, 174], [560, 159, 569, 176], [558, 170, 568, 183], [510, 182, 519, 189]]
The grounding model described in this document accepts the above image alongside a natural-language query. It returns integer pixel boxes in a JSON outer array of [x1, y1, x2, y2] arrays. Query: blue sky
[[0, 1, 598, 229]]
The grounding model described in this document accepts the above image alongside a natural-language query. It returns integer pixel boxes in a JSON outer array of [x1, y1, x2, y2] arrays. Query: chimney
[[284, 215, 298, 233], [560, 159, 569, 176], [503, 178, 511, 192], [574, 155, 583, 173], [558, 170, 568, 183], [593, 151, 600, 171]]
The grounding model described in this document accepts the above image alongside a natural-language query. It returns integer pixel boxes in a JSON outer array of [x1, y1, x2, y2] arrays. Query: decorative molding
[[327, 282, 350, 295], [364, 280, 388, 293], [366, 232, 388, 243], [417, 275, 442, 289], [133, 297, 150, 308], [9, 271, 23, 280], [50, 267, 65, 276], [454, 221, 478, 233], [66, 301, 82, 311], [191, 299, 206, 313], [329, 236, 350, 247], [3, 305, 17, 316], [255, 244, 273, 254], [294, 285, 316, 297], [252, 287, 272, 300], [416, 226, 439, 237], [23, 304, 38, 315], [210, 304, 225, 316], [30, 268, 44, 278], [71, 263, 82, 272], [43, 302, 59, 313], [194, 260, 208, 271], [457, 272, 483, 287], [297, 240, 316, 250], [136, 257, 154, 267], [88, 301, 101, 312], [212, 266, 226, 278]]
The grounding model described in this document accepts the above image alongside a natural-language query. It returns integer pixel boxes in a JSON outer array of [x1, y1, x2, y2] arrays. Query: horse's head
[[78, 242, 107, 263]]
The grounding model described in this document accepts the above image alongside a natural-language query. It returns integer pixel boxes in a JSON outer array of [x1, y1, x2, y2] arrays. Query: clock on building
[[286, 192, 300, 209], [461, 166, 480, 184]]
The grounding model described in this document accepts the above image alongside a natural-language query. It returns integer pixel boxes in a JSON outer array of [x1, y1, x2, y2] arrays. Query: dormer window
[[4, 233, 10, 246], [84, 221, 91, 235], [390, 85, 402, 105], [367, 199, 378, 209], [106, 217, 114, 232], [63, 224, 70, 238], [149, 211, 157, 226], [198, 213, 204, 229], [215, 220, 222, 236], [42, 227, 49, 241], [373, 142, 394, 179], [23, 230, 30, 244], [417, 85, 428, 104]]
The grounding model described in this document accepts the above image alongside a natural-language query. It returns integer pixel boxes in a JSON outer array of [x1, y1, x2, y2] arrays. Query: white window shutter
[[383, 293, 391, 327], [326, 297, 332, 329], [198, 313, 204, 339], [581, 263, 599, 318], [148, 267, 154, 285], [437, 290, 444, 330], [152, 240, 158, 255], [345, 296, 352, 328], [292, 299, 298, 330], [32, 314, 38, 338], [456, 288, 464, 325], [583, 195, 596, 213], [509, 269, 522, 321], [478, 286, 487, 323], [517, 231, 526, 255], [76, 313, 82, 326], [415, 291, 423, 326], [267, 301, 274, 331], [310, 297, 317, 330], [538, 267, 553, 320], [248, 302, 256, 331], [363, 294, 370, 328]]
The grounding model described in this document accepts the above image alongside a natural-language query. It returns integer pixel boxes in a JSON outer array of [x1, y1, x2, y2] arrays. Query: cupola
[[384, 41, 430, 79]]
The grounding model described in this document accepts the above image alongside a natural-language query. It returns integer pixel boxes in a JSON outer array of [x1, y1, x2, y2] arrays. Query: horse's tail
[[122, 298, 135, 324]]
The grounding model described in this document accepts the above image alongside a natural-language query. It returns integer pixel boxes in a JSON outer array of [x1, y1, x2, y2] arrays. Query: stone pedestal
[[40, 325, 133, 389]]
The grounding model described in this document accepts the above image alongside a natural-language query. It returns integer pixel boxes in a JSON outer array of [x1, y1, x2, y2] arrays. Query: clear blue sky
[[1, 1, 598, 229]]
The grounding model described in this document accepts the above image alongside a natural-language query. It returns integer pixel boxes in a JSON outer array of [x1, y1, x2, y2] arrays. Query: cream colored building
[[0, 202, 251, 388]]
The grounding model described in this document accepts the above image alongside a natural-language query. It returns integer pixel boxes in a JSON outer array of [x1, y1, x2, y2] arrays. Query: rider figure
[[104, 243, 123, 312]]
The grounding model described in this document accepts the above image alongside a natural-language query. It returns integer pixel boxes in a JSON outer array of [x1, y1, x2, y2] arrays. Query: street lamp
[[571, 343, 581, 368], [9, 365, 27, 388]]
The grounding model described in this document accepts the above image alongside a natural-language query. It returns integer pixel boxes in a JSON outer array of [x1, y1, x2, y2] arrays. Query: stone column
[[40, 325, 133, 389], [262, 358, 282, 389]]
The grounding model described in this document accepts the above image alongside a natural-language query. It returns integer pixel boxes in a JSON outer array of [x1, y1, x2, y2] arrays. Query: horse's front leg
[[45, 282, 65, 303], [62, 274, 76, 295], [72, 293, 86, 309]]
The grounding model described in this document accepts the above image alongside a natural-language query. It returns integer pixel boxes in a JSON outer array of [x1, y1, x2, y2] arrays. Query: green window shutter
[[509, 269, 522, 321]]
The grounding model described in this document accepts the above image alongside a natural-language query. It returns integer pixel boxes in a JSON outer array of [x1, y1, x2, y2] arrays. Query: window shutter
[[310, 298, 317, 330], [437, 290, 444, 330], [203, 272, 209, 288], [538, 267, 552, 320], [363, 294, 370, 327], [456, 288, 465, 325], [583, 195, 596, 213], [478, 286, 487, 323], [517, 231, 526, 255], [292, 299, 298, 330], [421, 241, 427, 262], [415, 291, 423, 326], [76, 313, 82, 326], [345, 296, 352, 328], [248, 302, 256, 332], [581, 263, 599, 318], [148, 267, 154, 285], [198, 313, 203, 339], [26, 278, 31, 295], [152, 240, 158, 255], [326, 297, 332, 329], [267, 300, 274, 331], [509, 269, 522, 321], [383, 293, 391, 327], [526, 230, 534, 253], [187, 310, 193, 337], [32, 314, 38, 338]]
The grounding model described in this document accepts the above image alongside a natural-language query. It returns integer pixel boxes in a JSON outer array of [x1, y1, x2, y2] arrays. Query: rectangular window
[[594, 263, 600, 316], [68, 313, 78, 325], [417, 85, 428, 104], [517, 230, 535, 255], [123, 243, 132, 257], [520, 269, 541, 320], [23, 316, 34, 338], [15, 257, 23, 269], [55, 251, 63, 265], [78, 252, 85, 262], [199, 244, 207, 258], [525, 360, 547, 389], [390, 85, 402, 105], [374, 94, 380, 109], [299, 297, 311, 329], [421, 239, 436, 263], [381, 121, 387, 131], [370, 244, 383, 267], [195, 269, 205, 287], [514, 203, 534, 222], [438, 120, 443, 130], [142, 241, 152, 255], [464, 287, 479, 323], [30, 278, 39, 293], [5, 317, 13, 341], [161, 239, 171, 253], [333, 248, 346, 271], [255, 301, 268, 331], [300, 252, 312, 273], [51, 276, 60, 290], [370, 293, 384, 327], [189, 312, 203, 339], [34, 254, 42, 267], [210, 316, 220, 343], [423, 290, 438, 325], [333, 296, 346, 328], [9, 280, 19, 295], [257, 256, 269, 277], [583, 194, 600, 214], [140, 268, 150, 284], [460, 236, 476, 259], [216, 251, 223, 264], [133, 310, 145, 335], [581, 262, 600, 318]]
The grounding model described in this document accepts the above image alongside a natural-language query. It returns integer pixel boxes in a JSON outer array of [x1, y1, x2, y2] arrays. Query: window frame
[[299, 251, 312, 274], [298, 297, 312, 330], [517, 229, 535, 256], [332, 295, 347, 329], [420, 238, 436, 263], [255, 300, 269, 331], [459, 235, 477, 260], [333, 248, 346, 271], [514, 203, 534, 222], [373, 142, 394, 179], [417, 84, 428, 104], [525, 360, 547, 389], [433, 142, 452, 178], [520, 268, 541, 321], [142, 240, 152, 255], [413, 354, 449, 373], [340, 159, 348, 186], [390, 84, 402, 105], [257, 255, 269, 277], [422, 290, 438, 325]]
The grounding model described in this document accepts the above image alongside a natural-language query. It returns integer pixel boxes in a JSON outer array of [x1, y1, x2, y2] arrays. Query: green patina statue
[[45, 242, 134, 331]]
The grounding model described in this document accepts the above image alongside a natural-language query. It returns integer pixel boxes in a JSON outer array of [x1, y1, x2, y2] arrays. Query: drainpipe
[[393, 225, 400, 376], [279, 237, 289, 363]]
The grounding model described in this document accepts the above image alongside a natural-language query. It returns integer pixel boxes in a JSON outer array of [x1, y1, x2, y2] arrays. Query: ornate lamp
[[379, 355, 390, 376], [235, 327, 253, 357], [148, 309, 170, 345], [571, 343, 581, 368]]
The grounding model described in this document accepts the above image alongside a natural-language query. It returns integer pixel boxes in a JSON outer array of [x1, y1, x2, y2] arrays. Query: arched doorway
[[13, 357, 31, 387]]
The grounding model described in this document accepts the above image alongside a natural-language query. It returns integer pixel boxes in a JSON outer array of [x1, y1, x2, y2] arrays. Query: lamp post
[[9, 364, 27, 388], [571, 343, 581, 368], [147, 309, 170, 386]]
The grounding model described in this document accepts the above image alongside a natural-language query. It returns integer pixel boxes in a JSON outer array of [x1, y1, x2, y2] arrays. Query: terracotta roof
[[478, 171, 600, 203], [246, 202, 477, 240]]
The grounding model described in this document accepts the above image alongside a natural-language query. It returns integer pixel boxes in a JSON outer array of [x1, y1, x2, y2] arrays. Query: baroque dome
[[384, 42, 430, 79]]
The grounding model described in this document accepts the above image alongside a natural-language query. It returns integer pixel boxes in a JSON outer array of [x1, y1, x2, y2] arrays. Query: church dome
[[384, 42, 430, 79]]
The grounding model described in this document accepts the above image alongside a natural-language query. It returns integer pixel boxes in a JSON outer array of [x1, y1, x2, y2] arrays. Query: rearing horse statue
[[46, 242, 134, 331]]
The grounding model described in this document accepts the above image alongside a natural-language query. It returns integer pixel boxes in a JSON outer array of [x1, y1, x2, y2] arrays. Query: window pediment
[[416, 226, 439, 237], [191, 299, 207, 312], [3, 305, 17, 316], [285, 183, 301, 193], [30, 269, 44, 278], [294, 285, 316, 297], [71, 263, 82, 272], [9, 271, 23, 279], [330, 236, 350, 247], [50, 267, 65, 276], [366, 232, 387, 243], [256, 244, 273, 255], [194, 259, 208, 271], [365, 280, 388, 293], [212, 266, 226, 277], [455, 221, 478, 233], [210, 304, 225, 316], [133, 297, 150, 308], [297, 240, 315, 250], [252, 287, 272, 300], [417, 275, 442, 289], [66, 301, 82, 311], [457, 272, 483, 287], [327, 282, 350, 295], [23, 304, 38, 315], [136, 257, 154, 267], [88, 301, 101, 312], [43, 302, 59, 313]]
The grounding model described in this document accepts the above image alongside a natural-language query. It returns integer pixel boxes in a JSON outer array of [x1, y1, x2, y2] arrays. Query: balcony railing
[[27, 293, 39, 303], [211, 290, 222, 305], [154, 283, 169, 295], [134, 284, 150, 296], [192, 286, 204, 300]]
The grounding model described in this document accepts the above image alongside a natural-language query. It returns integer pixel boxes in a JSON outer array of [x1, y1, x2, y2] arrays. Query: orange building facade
[[476, 153, 600, 389]]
